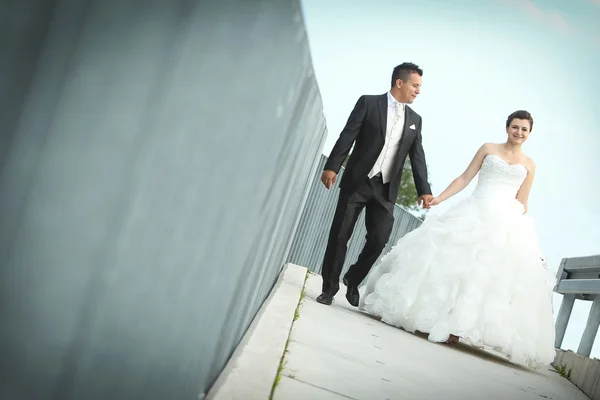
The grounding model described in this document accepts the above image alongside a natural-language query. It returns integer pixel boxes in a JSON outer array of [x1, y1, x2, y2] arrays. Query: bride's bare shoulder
[[478, 142, 501, 155], [522, 154, 536, 173], [481, 142, 503, 150]]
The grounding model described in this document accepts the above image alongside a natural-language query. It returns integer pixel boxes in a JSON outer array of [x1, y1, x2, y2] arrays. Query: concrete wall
[[554, 350, 600, 400], [0, 0, 326, 399]]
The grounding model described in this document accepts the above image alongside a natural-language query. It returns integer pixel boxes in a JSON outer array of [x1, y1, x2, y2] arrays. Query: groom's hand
[[321, 170, 337, 189], [428, 197, 442, 207], [418, 194, 433, 209]]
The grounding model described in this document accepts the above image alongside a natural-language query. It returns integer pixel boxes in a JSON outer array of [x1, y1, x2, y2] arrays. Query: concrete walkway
[[207, 264, 589, 400]]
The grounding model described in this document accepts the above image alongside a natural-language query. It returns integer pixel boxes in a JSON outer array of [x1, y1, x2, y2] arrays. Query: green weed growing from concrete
[[269, 270, 310, 399]]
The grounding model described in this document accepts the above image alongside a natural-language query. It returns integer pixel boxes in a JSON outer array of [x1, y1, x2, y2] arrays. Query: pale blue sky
[[301, 0, 600, 357]]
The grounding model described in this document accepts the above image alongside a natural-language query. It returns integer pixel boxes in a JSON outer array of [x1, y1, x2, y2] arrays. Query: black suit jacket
[[324, 93, 432, 203]]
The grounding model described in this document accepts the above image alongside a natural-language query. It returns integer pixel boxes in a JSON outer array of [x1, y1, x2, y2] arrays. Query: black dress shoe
[[343, 276, 359, 307], [316, 291, 335, 305]]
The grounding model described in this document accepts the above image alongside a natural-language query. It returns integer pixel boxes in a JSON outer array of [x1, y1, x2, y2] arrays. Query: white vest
[[368, 92, 405, 183]]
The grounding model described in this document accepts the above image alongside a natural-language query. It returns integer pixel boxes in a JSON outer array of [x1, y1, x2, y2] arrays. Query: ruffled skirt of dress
[[359, 195, 557, 369]]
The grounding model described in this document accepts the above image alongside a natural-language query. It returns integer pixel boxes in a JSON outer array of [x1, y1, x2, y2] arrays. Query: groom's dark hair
[[391, 62, 423, 88], [506, 110, 534, 131]]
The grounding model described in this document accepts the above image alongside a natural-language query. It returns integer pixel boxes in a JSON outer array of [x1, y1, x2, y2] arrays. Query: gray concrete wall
[[554, 350, 600, 400], [0, 0, 326, 399]]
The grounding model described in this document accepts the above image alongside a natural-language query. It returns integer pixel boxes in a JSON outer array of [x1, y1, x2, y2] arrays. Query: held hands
[[418, 194, 442, 209], [321, 170, 337, 189], [428, 197, 442, 207], [418, 194, 433, 209]]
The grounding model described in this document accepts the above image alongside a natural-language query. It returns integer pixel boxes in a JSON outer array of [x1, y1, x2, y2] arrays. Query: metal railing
[[287, 154, 423, 277], [554, 255, 600, 356]]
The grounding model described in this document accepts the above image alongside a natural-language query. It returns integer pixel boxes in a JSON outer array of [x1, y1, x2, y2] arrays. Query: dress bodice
[[471, 154, 528, 200]]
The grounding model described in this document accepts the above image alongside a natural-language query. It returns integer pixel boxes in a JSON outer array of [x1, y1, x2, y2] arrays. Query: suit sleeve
[[409, 117, 432, 196], [323, 95, 367, 173]]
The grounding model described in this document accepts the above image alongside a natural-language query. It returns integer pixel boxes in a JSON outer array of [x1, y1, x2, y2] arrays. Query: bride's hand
[[428, 197, 442, 207]]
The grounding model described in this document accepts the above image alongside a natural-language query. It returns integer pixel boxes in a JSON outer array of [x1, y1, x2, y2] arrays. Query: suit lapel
[[377, 94, 388, 138], [401, 106, 413, 140], [391, 107, 415, 174], [379, 95, 415, 141]]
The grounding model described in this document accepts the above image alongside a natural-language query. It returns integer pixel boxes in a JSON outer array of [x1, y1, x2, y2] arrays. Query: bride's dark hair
[[506, 110, 534, 131]]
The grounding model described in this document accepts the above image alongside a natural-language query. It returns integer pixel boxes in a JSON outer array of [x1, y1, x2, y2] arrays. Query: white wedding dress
[[359, 154, 556, 369]]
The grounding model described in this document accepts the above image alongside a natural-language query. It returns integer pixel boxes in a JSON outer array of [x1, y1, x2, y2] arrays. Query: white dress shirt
[[368, 92, 405, 183]]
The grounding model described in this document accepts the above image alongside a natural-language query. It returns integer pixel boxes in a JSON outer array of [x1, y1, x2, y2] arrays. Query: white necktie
[[392, 102, 403, 130], [395, 102, 403, 115]]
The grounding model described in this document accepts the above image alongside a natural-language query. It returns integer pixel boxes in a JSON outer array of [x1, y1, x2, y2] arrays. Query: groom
[[317, 62, 433, 307]]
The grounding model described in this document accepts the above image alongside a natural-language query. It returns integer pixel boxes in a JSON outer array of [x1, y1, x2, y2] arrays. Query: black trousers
[[320, 174, 395, 294]]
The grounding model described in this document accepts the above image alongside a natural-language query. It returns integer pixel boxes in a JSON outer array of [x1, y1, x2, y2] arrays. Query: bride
[[359, 110, 556, 369]]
